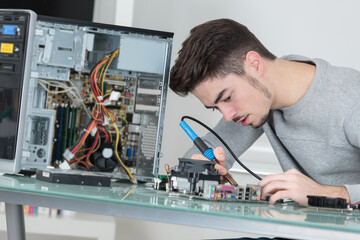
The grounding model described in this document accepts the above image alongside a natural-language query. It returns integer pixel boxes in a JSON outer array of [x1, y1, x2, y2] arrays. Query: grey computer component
[[0, 9, 173, 182], [0, 9, 37, 173]]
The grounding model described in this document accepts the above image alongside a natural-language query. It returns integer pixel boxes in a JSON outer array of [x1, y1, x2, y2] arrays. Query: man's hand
[[191, 146, 228, 175], [258, 168, 350, 205]]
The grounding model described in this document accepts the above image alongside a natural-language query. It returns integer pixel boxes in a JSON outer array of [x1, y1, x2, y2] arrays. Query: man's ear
[[244, 51, 264, 76]]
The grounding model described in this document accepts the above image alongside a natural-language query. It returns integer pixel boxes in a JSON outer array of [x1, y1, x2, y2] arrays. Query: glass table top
[[1, 174, 360, 234]]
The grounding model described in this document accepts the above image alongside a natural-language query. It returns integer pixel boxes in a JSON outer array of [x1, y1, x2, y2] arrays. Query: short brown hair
[[170, 19, 276, 96]]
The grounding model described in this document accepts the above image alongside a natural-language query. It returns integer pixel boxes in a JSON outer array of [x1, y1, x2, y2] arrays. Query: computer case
[[0, 9, 173, 182]]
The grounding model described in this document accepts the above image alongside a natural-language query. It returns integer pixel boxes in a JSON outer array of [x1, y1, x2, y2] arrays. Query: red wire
[[98, 125, 110, 142], [71, 157, 91, 169], [348, 201, 360, 206], [86, 130, 100, 163], [92, 60, 107, 99], [71, 120, 97, 153], [70, 50, 119, 168]]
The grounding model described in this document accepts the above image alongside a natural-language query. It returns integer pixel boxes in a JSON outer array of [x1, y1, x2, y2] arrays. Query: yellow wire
[[99, 53, 111, 93], [76, 154, 87, 160], [91, 106, 103, 122], [165, 164, 171, 183], [74, 120, 96, 154], [166, 171, 169, 184], [72, 49, 132, 181], [93, 134, 101, 152], [104, 108, 116, 122], [112, 121, 135, 182], [101, 49, 119, 93], [84, 133, 101, 166], [109, 128, 113, 142], [121, 186, 135, 200]]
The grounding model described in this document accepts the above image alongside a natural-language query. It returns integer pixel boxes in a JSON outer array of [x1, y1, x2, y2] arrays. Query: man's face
[[192, 73, 272, 128]]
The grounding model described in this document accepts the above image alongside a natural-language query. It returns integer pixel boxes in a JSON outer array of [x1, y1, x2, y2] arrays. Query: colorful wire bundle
[[67, 49, 135, 182]]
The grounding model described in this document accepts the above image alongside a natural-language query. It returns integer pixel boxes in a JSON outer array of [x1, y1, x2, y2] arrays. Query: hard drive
[[36, 169, 111, 187]]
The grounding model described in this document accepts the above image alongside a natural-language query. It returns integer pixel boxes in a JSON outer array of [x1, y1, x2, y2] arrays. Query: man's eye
[[224, 95, 231, 102]]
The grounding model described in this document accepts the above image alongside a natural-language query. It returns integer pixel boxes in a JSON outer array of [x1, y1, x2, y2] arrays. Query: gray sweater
[[184, 55, 360, 204]]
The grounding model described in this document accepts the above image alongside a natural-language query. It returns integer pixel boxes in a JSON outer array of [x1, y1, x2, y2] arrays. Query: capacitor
[[126, 144, 136, 159]]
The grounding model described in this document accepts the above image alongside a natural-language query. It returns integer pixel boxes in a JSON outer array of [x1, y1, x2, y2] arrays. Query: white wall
[[95, 0, 360, 179]]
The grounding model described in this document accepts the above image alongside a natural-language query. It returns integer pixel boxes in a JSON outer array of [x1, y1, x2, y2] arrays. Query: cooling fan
[[86, 134, 122, 172]]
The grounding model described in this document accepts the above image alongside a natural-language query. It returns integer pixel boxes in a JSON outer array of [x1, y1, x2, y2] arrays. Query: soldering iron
[[180, 120, 239, 186]]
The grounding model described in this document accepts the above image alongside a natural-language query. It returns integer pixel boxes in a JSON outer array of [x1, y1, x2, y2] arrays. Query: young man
[[170, 18, 360, 206]]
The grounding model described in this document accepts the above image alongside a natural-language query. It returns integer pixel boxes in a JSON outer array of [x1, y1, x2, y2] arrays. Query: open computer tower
[[0, 9, 173, 182]]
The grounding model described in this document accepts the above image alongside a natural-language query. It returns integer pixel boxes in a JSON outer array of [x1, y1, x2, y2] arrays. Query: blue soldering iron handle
[[180, 120, 215, 160], [180, 120, 198, 141], [180, 119, 239, 186]]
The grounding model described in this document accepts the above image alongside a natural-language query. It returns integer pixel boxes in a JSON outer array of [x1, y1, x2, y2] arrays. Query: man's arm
[[257, 101, 360, 206], [258, 169, 350, 205], [342, 106, 360, 204], [183, 117, 263, 170]]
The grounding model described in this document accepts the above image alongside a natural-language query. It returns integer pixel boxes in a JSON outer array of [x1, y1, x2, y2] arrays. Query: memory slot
[[55, 106, 64, 161], [51, 106, 61, 164], [60, 105, 70, 161]]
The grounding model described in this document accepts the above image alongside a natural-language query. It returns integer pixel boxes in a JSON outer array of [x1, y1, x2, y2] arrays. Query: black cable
[[181, 116, 262, 181]]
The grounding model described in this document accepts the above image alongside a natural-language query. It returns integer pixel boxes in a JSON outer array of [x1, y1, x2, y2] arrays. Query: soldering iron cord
[[181, 116, 262, 181]]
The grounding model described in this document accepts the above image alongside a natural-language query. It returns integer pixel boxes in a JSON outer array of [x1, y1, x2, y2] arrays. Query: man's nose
[[219, 105, 236, 122]]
